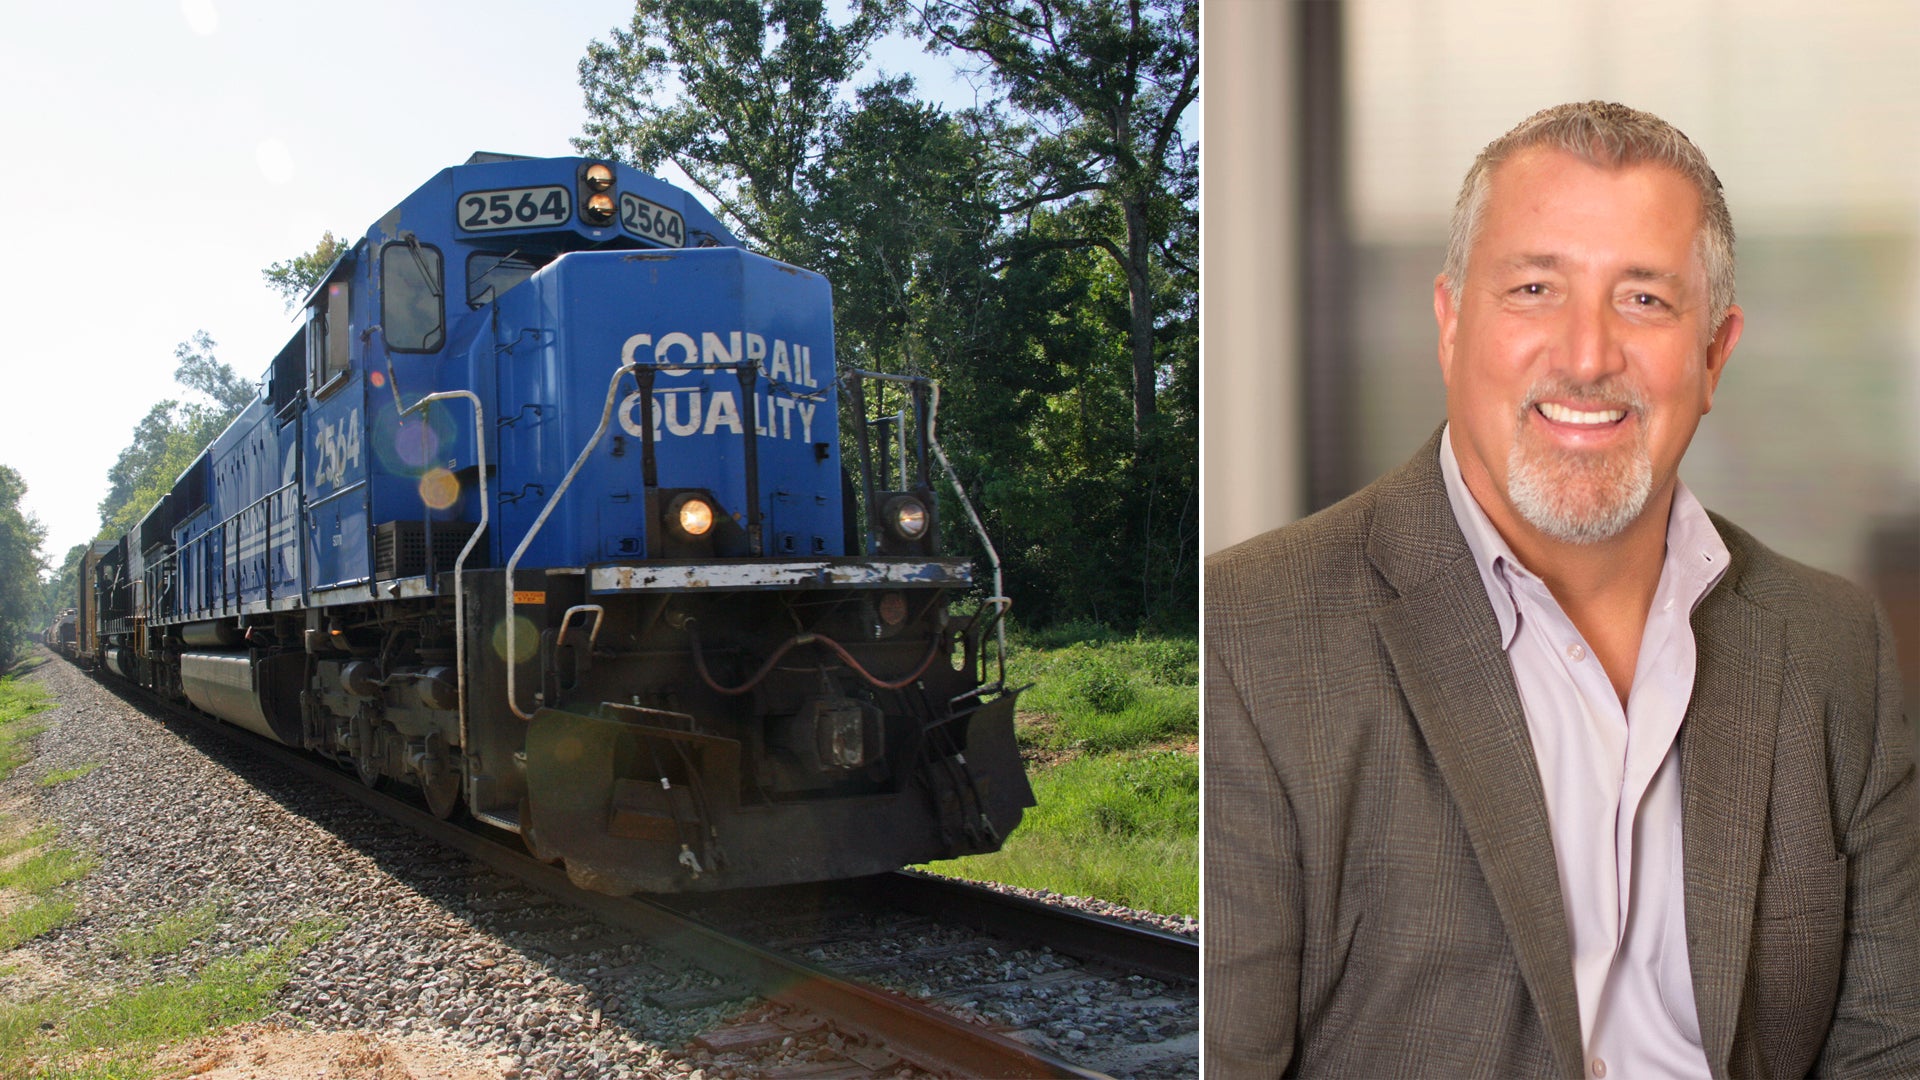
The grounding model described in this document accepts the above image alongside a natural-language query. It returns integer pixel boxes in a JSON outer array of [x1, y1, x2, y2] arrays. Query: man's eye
[[1514, 283, 1548, 296], [1628, 292, 1667, 308]]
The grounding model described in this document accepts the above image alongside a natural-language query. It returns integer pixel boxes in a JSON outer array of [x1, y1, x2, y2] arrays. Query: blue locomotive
[[87, 153, 1030, 894]]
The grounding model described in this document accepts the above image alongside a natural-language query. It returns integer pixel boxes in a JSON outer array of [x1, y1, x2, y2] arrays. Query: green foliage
[[1009, 631, 1196, 755], [261, 230, 347, 310], [919, 630, 1195, 912], [578, 0, 1197, 630], [37, 543, 86, 639], [923, 750, 1196, 915], [577, 0, 897, 257], [171, 331, 256, 415], [96, 333, 251, 539], [0, 467, 48, 668], [918, 0, 1198, 436]]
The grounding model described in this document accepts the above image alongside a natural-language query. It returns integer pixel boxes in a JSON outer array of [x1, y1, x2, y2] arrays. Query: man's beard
[[1505, 377, 1654, 545]]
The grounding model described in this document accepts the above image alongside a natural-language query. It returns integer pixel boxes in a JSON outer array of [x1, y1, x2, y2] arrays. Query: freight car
[[84, 152, 1029, 895], [45, 609, 76, 659]]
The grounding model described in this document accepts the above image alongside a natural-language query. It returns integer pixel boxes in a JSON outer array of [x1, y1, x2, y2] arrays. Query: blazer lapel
[[1376, 561, 1586, 1078], [1368, 430, 1585, 1078], [1681, 563, 1784, 1077]]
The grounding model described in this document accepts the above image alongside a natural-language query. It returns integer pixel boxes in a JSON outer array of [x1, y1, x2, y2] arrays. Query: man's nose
[[1557, 293, 1627, 383]]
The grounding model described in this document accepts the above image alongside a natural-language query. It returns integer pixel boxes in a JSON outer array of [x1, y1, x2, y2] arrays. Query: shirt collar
[[1437, 424, 1730, 648]]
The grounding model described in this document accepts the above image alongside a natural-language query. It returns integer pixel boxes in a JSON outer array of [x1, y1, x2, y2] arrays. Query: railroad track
[[86, 668, 1197, 1078]]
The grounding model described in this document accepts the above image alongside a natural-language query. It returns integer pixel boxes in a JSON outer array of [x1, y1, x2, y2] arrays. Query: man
[[1204, 102, 1919, 1078]]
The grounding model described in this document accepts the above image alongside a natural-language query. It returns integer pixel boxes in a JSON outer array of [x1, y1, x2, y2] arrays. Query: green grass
[[0, 824, 59, 861], [116, 903, 221, 962], [38, 764, 99, 788], [0, 677, 52, 784], [0, 838, 94, 952], [0, 847, 96, 896], [0, 897, 78, 952], [924, 749, 1198, 915], [1007, 631, 1198, 756], [922, 629, 1199, 915], [0, 917, 341, 1079]]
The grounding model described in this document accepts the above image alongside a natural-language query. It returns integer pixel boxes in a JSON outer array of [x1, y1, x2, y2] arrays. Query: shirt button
[[1566, 643, 1586, 661], [1592, 1059, 1607, 1078]]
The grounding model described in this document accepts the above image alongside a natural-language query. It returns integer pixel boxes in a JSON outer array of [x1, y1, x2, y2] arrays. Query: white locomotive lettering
[[619, 330, 819, 389], [311, 407, 362, 489], [617, 388, 817, 444]]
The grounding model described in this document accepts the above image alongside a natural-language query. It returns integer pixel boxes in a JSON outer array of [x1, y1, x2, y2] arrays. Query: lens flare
[[372, 409, 450, 475], [490, 615, 540, 664], [418, 467, 459, 511]]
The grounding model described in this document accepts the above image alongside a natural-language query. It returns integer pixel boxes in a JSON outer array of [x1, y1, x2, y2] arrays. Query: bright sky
[[0, 0, 974, 569]]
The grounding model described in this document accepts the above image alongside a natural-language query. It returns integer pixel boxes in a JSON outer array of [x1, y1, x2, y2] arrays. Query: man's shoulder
[[1206, 484, 1383, 615], [1206, 431, 1455, 628], [1711, 512, 1884, 649]]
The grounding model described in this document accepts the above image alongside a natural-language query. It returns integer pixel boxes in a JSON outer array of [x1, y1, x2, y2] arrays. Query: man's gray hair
[[1441, 101, 1736, 334]]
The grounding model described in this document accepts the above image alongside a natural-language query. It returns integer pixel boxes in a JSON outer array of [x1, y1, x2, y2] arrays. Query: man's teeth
[[1537, 402, 1627, 425]]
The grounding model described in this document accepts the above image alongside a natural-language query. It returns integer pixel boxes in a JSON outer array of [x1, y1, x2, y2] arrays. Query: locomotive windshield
[[467, 251, 545, 308]]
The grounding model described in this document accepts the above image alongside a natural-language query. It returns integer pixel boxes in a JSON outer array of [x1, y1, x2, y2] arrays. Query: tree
[[172, 331, 255, 414], [262, 230, 347, 310], [574, 0, 1197, 629], [38, 542, 86, 632], [0, 466, 47, 668], [97, 334, 252, 536], [805, 77, 1009, 376], [576, 0, 896, 258], [918, 0, 1197, 439]]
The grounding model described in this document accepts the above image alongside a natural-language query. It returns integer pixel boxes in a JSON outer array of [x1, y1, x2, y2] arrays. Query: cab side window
[[309, 280, 352, 395], [382, 240, 445, 352]]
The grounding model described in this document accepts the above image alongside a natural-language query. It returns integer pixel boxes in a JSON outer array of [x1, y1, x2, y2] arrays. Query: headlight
[[584, 192, 616, 224], [884, 495, 928, 540], [584, 163, 615, 192], [668, 493, 714, 538]]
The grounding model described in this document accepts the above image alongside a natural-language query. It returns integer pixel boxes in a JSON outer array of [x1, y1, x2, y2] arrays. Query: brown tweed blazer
[[1204, 430, 1920, 1078]]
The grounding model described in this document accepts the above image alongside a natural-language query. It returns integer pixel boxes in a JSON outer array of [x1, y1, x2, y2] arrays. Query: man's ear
[[1702, 303, 1742, 415], [1434, 274, 1459, 387]]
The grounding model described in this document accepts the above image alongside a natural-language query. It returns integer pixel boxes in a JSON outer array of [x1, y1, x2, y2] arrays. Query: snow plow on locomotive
[[81, 153, 1031, 894]]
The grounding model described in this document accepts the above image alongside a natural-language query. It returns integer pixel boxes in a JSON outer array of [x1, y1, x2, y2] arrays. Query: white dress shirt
[[1441, 428, 1728, 1080]]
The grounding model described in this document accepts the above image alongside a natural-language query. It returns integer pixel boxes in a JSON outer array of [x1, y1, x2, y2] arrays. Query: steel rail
[[862, 870, 1198, 986], [91, 671, 1109, 1080]]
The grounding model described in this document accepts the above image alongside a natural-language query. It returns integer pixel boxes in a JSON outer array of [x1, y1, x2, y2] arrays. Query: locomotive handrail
[[626, 355, 765, 558], [842, 370, 1009, 693], [394, 387, 490, 822], [554, 605, 605, 650], [504, 362, 642, 721], [156, 478, 299, 623]]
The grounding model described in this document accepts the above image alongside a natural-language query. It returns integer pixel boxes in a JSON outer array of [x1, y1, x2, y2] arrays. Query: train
[[57, 152, 1031, 895]]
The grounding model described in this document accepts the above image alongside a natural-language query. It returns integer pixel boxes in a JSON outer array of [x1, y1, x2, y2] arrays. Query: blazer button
[[1591, 1059, 1607, 1078]]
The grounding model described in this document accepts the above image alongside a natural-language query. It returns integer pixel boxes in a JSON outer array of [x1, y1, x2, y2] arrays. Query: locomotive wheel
[[351, 713, 385, 791], [418, 734, 461, 820]]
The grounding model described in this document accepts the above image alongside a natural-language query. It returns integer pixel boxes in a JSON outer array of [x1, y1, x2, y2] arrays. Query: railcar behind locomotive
[[83, 152, 1030, 894]]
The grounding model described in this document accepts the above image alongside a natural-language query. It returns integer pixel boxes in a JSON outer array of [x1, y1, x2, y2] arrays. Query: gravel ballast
[[2, 657, 1196, 1078]]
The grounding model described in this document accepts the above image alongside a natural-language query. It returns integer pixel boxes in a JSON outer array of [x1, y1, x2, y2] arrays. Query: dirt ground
[[150, 1023, 508, 1080]]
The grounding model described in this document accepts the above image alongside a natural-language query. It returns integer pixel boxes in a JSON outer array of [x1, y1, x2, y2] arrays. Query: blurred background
[[1202, 0, 1920, 708]]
